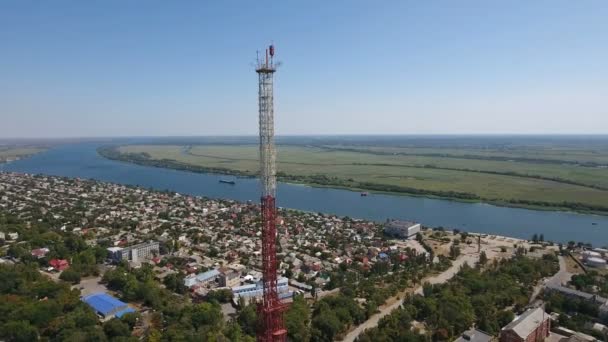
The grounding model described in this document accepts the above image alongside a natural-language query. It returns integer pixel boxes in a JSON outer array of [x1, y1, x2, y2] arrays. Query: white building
[[232, 277, 289, 300], [586, 257, 607, 268], [384, 220, 421, 239], [108, 241, 159, 262]]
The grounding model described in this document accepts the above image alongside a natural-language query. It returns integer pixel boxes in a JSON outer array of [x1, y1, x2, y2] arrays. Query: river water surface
[[3, 143, 608, 246]]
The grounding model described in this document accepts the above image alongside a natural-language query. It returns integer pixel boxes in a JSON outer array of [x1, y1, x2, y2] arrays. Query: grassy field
[[111, 144, 608, 211], [0, 147, 46, 163]]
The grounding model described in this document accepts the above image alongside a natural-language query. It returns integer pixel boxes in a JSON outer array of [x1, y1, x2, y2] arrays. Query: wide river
[[3, 143, 608, 246]]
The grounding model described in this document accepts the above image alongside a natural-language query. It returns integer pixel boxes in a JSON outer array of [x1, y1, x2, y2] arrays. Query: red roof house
[[49, 259, 70, 271]]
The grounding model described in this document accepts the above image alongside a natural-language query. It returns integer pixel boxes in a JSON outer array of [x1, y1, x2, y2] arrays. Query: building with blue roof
[[82, 293, 135, 319], [184, 268, 221, 288]]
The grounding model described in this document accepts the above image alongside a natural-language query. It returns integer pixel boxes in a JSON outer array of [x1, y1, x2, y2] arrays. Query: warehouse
[[82, 293, 135, 320]]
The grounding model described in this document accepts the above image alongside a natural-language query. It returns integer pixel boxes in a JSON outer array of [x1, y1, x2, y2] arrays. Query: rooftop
[[82, 293, 130, 316], [454, 328, 493, 342], [503, 307, 549, 339]]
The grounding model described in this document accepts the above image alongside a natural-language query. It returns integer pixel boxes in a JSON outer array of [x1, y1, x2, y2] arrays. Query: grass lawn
[[116, 144, 608, 208]]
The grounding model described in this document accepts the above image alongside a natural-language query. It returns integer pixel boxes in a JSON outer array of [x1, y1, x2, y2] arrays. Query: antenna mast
[[256, 44, 286, 342]]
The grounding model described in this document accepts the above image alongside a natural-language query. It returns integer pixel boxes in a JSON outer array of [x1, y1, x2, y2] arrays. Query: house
[[500, 307, 550, 342], [49, 259, 70, 271], [455, 328, 494, 342], [31, 247, 50, 259]]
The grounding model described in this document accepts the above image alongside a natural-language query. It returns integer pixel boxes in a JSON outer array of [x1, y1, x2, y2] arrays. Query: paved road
[[340, 253, 479, 342], [546, 256, 573, 286]]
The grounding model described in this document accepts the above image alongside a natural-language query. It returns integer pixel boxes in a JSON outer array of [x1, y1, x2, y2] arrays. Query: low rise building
[[232, 277, 289, 300], [49, 258, 69, 271], [184, 268, 221, 288], [31, 247, 50, 259], [500, 307, 550, 342], [219, 270, 240, 288], [82, 293, 135, 320], [384, 220, 421, 239], [455, 328, 494, 342]]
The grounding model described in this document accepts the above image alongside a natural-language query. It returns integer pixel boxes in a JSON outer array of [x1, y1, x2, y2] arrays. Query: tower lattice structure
[[256, 44, 287, 342]]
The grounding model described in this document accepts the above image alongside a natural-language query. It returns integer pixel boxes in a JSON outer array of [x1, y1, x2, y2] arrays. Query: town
[[1, 171, 608, 341]]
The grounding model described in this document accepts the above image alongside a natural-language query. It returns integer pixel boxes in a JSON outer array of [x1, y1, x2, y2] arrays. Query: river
[[3, 143, 608, 246]]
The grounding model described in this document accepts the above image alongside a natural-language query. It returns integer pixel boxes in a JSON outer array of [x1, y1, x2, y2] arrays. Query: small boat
[[592, 222, 598, 226], [219, 179, 236, 185], [360, 192, 369, 197]]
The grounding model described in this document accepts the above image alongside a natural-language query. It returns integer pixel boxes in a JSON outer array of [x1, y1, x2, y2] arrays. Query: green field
[[0, 147, 46, 163], [103, 143, 608, 213]]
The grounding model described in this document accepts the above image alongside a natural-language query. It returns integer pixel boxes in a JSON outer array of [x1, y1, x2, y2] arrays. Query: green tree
[[286, 295, 311, 342], [59, 269, 82, 284], [0, 321, 39, 342], [103, 318, 131, 339], [479, 251, 488, 265]]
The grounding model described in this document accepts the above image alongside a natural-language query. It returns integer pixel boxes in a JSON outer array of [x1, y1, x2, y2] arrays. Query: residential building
[[455, 328, 494, 342], [219, 270, 240, 288], [500, 307, 550, 342], [49, 259, 70, 271], [384, 220, 421, 239], [107, 241, 159, 262], [31, 247, 50, 259]]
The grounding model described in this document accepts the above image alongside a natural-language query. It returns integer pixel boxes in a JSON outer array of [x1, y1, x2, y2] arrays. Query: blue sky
[[0, 1, 607, 137]]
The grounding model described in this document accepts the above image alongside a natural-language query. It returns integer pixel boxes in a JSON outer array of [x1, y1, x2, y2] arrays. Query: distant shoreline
[[97, 146, 608, 216]]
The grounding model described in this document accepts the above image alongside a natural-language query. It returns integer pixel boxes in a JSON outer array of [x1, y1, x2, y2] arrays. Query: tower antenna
[[255, 43, 286, 342]]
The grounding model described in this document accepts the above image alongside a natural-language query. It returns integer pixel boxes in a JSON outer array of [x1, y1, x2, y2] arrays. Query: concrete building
[[232, 277, 288, 300], [384, 220, 421, 239], [455, 328, 494, 342], [500, 307, 550, 342], [219, 270, 240, 288], [107, 241, 159, 262], [184, 268, 221, 288], [546, 284, 608, 305]]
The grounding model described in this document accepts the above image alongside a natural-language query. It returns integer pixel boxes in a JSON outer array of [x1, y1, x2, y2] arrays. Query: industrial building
[[107, 241, 159, 263], [499, 307, 550, 342], [232, 277, 289, 300], [82, 293, 135, 320], [184, 268, 221, 288], [384, 220, 421, 239]]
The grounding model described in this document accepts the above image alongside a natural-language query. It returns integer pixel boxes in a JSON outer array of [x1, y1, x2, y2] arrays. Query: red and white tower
[[256, 44, 287, 342]]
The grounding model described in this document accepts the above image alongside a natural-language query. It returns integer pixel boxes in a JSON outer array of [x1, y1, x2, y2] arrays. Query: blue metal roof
[[114, 307, 136, 318], [82, 293, 128, 316], [196, 269, 220, 282]]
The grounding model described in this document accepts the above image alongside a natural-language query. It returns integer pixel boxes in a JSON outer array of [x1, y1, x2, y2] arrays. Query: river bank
[[97, 145, 608, 216], [5, 142, 608, 246]]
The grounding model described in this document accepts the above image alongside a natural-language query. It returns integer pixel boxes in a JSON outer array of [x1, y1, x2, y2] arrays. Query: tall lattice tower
[[256, 44, 287, 342]]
